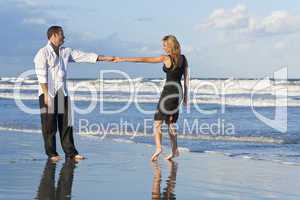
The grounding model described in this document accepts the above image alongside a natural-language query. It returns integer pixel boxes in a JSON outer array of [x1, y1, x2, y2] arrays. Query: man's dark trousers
[[39, 89, 78, 158]]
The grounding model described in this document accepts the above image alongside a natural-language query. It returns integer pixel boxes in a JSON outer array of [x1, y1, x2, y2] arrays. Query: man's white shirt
[[34, 41, 98, 97]]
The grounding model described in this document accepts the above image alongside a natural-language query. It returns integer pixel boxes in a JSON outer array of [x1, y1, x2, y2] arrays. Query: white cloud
[[181, 45, 194, 54], [130, 46, 161, 54], [274, 41, 286, 49], [197, 5, 300, 37], [23, 17, 47, 25], [248, 11, 300, 36], [130, 44, 195, 56], [15, 0, 46, 8], [196, 5, 249, 31]]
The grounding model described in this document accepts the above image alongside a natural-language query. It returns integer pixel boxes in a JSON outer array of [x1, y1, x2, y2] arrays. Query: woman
[[114, 35, 189, 161]]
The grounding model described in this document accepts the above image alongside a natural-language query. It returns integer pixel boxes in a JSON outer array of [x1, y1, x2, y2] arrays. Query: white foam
[[242, 155, 253, 159], [0, 125, 289, 145], [2, 78, 300, 95], [1, 91, 299, 107], [1, 78, 300, 108], [178, 147, 190, 152], [280, 161, 299, 166], [112, 138, 135, 144], [178, 134, 286, 144], [0, 126, 41, 133], [204, 150, 225, 155]]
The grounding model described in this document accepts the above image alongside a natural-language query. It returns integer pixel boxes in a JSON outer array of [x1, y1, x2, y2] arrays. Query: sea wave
[[0, 125, 298, 144], [1, 77, 300, 107], [2, 78, 300, 97], [1, 92, 299, 107]]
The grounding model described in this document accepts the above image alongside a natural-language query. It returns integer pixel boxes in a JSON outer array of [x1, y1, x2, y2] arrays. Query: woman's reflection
[[36, 159, 76, 200], [152, 161, 178, 200]]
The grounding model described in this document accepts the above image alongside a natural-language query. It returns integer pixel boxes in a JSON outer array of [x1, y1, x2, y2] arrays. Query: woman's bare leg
[[151, 162, 162, 199], [165, 123, 179, 160], [151, 120, 163, 161], [50, 155, 61, 162]]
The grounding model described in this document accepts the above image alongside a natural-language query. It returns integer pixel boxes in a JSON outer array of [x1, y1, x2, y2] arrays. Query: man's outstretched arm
[[69, 49, 115, 63]]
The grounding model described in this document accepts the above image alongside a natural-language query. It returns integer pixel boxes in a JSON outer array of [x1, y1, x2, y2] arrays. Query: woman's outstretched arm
[[114, 55, 172, 67]]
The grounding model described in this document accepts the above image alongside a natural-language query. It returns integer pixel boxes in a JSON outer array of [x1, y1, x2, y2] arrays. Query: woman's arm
[[183, 57, 189, 105], [115, 55, 172, 67], [117, 56, 164, 63]]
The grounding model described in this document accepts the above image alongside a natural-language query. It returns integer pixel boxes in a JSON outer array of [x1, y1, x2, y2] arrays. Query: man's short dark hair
[[47, 26, 63, 39]]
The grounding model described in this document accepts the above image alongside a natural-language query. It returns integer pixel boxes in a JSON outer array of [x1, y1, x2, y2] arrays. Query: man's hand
[[42, 93, 54, 114], [44, 93, 49, 107], [43, 93, 53, 108], [41, 93, 51, 114], [40, 83, 50, 108]]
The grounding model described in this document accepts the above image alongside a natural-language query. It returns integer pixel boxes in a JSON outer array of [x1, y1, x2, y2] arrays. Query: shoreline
[[1, 128, 300, 166], [1, 130, 300, 199]]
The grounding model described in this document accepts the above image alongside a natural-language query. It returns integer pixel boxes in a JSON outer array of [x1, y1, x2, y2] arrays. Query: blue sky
[[1, 0, 300, 78]]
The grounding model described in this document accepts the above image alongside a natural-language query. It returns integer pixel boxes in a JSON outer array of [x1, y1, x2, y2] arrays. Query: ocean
[[1, 76, 300, 165]]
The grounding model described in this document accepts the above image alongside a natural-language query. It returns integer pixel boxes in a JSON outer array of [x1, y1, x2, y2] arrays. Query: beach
[[1, 77, 300, 199], [2, 0, 300, 199], [1, 130, 300, 200]]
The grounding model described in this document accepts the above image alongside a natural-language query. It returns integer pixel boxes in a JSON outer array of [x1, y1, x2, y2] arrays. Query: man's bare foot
[[74, 155, 85, 161], [50, 155, 61, 162], [151, 148, 162, 162], [165, 149, 179, 160]]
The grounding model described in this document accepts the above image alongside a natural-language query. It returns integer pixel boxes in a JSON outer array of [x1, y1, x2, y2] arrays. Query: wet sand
[[1, 131, 300, 200]]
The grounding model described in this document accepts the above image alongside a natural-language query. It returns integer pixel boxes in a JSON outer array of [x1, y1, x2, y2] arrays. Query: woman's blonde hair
[[162, 35, 181, 70]]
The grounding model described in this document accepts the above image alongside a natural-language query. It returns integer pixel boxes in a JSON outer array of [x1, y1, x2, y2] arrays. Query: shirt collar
[[46, 41, 62, 53]]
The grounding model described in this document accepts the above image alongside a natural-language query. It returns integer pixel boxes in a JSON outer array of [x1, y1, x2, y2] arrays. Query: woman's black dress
[[154, 55, 187, 124]]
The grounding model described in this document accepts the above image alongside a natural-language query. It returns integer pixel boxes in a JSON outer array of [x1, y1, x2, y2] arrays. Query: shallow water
[[1, 78, 300, 165], [1, 131, 300, 200]]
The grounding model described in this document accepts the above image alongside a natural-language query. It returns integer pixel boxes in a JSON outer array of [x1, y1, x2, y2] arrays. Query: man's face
[[53, 30, 65, 46]]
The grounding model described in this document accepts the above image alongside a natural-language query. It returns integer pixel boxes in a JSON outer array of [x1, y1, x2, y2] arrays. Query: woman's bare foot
[[50, 155, 61, 162], [74, 154, 86, 161], [151, 148, 162, 162], [165, 149, 179, 160]]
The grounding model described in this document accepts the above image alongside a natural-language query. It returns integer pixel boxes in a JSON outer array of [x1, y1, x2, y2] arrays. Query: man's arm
[[69, 49, 114, 63], [40, 83, 49, 106], [34, 49, 50, 106]]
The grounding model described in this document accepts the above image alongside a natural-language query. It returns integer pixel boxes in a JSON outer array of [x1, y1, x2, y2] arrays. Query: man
[[34, 25, 114, 162]]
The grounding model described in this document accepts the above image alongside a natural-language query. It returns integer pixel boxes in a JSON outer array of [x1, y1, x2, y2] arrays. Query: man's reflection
[[36, 159, 76, 200], [152, 161, 178, 200]]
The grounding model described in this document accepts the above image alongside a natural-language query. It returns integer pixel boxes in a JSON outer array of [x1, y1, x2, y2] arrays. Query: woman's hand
[[183, 98, 188, 106], [183, 95, 188, 106]]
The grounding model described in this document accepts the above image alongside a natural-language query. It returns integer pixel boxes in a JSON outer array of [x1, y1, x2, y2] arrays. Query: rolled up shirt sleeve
[[34, 49, 48, 83], [69, 49, 98, 63]]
